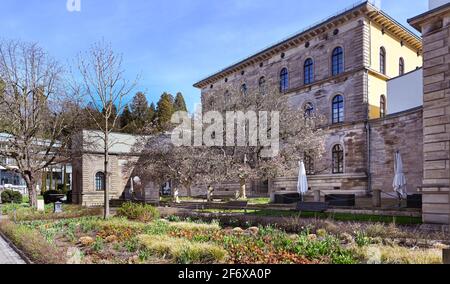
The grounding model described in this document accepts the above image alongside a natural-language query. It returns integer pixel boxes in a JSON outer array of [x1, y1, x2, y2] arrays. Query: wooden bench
[[296, 202, 329, 213], [209, 200, 249, 213]]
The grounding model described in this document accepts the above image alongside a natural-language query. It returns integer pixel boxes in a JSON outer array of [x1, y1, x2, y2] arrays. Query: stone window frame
[[240, 83, 248, 96], [303, 101, 315, 118], [94, 171, 106, 192], [331, 144, 345, 174], [279, 67, 289, 93], [224, 90, 231, 106], [258, 76, 267, 96], [380, 47, 387, 75], [380, 95, 386, 118], [304, 58, 315, 85], [331, 46, 345, 76], [331, 94, 345, 124], [399, 57, 405, 76]]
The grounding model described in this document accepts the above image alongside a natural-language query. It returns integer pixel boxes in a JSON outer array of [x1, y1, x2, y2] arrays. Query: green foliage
[[130, 92, 149, 122], [355, 231, 371, 247], [137, 235, 228, 264], [0, 220, 66, 264], [293, 232, 358, 264], [92, 237, 105, 252], [156, 92, 175, 130], [116, 202, 160, 223], [173, 92, 187, 112], [120, 105, 134, 131], [1, 190, 23, 204]]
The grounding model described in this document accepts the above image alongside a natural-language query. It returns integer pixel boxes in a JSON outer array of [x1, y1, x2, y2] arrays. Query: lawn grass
[[199, 209, 422, 225]]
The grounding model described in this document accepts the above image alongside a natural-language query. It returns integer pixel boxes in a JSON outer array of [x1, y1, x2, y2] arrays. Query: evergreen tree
[[156, 92, 175, 131], [174, 92, 188, 112], [148, 102, 156, 123], [120, 105, 134, 132], [130, 92, 149, 123]]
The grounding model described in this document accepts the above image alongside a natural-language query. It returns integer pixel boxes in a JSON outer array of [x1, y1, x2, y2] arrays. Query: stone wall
[[72, 153, 139, 207], [370, 107, 424, 196], [201, 17, 369, 123], [410, 5, 450, 224]]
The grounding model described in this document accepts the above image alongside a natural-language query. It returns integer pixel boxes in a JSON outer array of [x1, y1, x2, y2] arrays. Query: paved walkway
[[0, 234, 26, 264], [0, 207, 25, 264]]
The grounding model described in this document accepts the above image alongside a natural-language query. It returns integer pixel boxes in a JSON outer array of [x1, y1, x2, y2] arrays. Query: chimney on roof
[[429, 0, 450, 10]]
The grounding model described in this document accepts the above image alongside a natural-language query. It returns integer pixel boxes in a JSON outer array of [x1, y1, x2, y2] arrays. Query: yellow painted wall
[[368, 73, 387, 119], [369, 22, 422, 78], [367, 21, 422, 119]]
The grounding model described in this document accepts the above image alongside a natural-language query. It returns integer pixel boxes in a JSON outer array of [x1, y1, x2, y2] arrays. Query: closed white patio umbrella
[[393, 151, 407, 204], [297, 161, 309, 202]]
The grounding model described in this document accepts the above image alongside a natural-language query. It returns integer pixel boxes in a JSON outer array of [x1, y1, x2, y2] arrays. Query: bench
[[296, 202, 329, 213], [225, 200, 249, 212], [208, 200, 249, 213], [273, 192, 302, 204], [325, 194, 356, 207]]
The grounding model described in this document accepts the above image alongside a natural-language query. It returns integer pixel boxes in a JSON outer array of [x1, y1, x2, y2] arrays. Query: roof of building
[[408, 2, 450, 31], [193, 0, 423, 89]]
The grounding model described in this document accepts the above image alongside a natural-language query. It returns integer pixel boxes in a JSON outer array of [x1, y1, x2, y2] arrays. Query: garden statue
[[207, 186, 214, 202], [174, 188, 180, 204]]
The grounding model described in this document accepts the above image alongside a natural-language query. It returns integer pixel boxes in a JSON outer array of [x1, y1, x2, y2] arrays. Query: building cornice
[[408, 3, 450, 31], [194, 1, 422, 89]]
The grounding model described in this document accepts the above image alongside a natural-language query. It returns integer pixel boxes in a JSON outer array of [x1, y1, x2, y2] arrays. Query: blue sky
[[0, 0, 428, 111]]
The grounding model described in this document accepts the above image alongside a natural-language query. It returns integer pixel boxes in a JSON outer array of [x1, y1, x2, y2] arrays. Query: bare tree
[[201, 84, 326, 199], [0, 40, 81, 207], [133, 134, 231, 199], [73, 41, 137, 219], [133, 84, 326, 201]]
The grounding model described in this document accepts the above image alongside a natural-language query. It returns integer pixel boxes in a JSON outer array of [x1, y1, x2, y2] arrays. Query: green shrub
[[1, 190, 23, 204], [116, 202, 160, 223]]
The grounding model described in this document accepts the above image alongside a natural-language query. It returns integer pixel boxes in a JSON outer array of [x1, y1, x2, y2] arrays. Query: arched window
[[95, 172, 105, 191], [380, 95, 386, 118], [380, 47, 386, 75], [304, 58, 314, 85], [240, 83, 248, 96], [332, 145, 344, 174], [280, 68, 289, 92], [332, 47, 344, 76], [304, 153, 315, 175], [399, 57, 405, 76], [304, 102, 315, 118], [224, 90, 231, 106], [259, 76, 266, 95], [332, 95, 344, 124]]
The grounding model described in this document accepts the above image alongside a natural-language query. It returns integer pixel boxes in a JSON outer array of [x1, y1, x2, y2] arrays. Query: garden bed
[[0, 203, 446, 264]]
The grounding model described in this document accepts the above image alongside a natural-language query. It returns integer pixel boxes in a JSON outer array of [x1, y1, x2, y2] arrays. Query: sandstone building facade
[[71, 0, 450, 225], [194, 1, 424, 198], [409, 0, 450, 224]]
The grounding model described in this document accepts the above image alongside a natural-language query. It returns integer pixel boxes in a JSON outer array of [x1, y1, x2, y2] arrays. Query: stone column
[[409, 2, 450, 224], [314, 190, 321, 202], [372, 189, 382, 208]]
